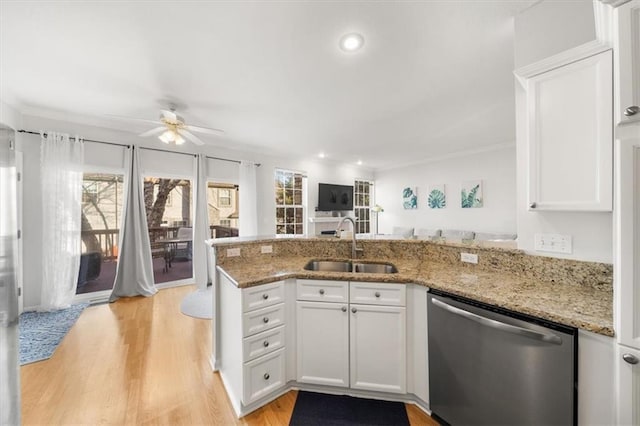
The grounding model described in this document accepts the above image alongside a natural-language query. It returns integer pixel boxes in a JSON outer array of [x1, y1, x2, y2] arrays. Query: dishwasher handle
[[431, 297, 563, 345]]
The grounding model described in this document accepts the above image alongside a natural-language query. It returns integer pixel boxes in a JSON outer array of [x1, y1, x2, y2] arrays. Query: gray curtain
[[193, 154, 210, 290], [109, 146, 156, 302]]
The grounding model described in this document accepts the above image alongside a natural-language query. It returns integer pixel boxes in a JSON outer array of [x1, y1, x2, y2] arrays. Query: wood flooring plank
[[21, 285, 438, 425]]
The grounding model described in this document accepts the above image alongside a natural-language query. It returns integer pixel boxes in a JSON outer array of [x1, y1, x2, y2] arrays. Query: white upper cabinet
[[526, 50, 613, 211], [615, 0, 640, 125]]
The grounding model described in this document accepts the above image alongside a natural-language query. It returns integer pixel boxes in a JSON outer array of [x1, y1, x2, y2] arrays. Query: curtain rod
[[19, 129, 261, 165], [18, 129, 130, 148], [206, 155, 261, 167]]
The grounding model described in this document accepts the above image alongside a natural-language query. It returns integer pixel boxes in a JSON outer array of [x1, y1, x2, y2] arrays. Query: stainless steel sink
[[303, 260, 353, 272], [303, 260, 398, 274], [353, 263, 398, 274]]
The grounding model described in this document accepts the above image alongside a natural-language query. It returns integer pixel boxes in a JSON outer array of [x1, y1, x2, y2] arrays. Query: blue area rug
[[19, 303, 89, 365]]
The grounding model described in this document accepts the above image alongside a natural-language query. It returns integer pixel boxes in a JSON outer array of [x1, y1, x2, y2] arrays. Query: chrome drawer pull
[[262, 293, 269, 300], [263, 340, 269, 347], [319, 289, 325, 295], [263, 373, 270, 380], [375, 292, 381, 298], [341, 306, 347, 312], [624, 106, 639, 117], [351, 307, 357, 313], [623, 353, 639, 365], [263, 317, 269, 323]]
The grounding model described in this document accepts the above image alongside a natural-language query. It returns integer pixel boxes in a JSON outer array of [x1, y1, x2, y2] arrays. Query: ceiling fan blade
[[185, 124, 225, 135], [106, 114, 162, 125], [139, 127, 166, 137], [160, 109, 178, 122], [180, 130, 205, 146]]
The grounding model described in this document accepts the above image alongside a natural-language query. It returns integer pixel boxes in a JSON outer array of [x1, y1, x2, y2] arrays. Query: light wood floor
[[21, 285, 438, 425]]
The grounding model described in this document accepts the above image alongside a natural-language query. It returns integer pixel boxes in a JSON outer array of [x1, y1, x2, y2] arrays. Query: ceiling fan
[[112, 107, 224, 146]]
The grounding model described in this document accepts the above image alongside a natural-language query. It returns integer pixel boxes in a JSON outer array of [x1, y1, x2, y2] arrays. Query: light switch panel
[[261, 245, 273, 254], [534, 233, 572, 254], [226, 247, 241, 257]]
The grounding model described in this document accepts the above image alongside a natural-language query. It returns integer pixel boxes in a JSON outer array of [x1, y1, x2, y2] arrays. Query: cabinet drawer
[[243, 281, 285, 312], [243, 325, 285, 363], [242, 348, 286, 405], [297, 279, 348, 303], [350, 282, 406, 306], [243, 303, 285, 337]]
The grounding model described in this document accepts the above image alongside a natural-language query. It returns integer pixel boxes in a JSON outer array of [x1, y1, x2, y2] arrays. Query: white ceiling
[[0, 1, 533, 169]]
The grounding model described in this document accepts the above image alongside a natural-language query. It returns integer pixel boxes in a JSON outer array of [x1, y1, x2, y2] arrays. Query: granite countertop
[[217, 255, 614, 337]]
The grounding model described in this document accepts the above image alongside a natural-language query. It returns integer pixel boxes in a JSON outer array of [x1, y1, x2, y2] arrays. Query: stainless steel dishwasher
[[427, 290, 577, 426]]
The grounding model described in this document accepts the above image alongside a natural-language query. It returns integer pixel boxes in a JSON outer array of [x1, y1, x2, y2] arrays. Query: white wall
[[514, 1, 596, 69], [0, 102, 21, 131], [17, 113, 373, 308], [374, 146, 517, 235]]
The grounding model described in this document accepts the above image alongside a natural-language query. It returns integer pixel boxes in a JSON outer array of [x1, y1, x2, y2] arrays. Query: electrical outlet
[[226, 247, 241, 257], [534, 234, 572, 254], [461, 253, 478, 264], [261, 245, 273, 254]]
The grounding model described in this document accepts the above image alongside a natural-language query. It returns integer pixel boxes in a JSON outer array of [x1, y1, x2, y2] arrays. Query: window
[[219, 188, 231, 207], [275, 169, 305, 235], [220, 219, 231, 227], [82, 181, 99, 204], [354, 179, 373, 234]]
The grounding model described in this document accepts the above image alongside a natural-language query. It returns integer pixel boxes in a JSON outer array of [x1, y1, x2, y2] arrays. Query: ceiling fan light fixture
[[340, 33, 364, 52], [174, 134, 185, 145], [159, 130, 175, 143]]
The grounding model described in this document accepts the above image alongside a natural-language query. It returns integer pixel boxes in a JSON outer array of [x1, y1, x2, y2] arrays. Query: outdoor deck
[[76, 258, 193, 294]]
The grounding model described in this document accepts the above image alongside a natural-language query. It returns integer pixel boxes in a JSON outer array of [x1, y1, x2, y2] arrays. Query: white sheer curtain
[[40, 132, 84, 311], [193, 154, 210, 290], [239, 161, 258, 237]]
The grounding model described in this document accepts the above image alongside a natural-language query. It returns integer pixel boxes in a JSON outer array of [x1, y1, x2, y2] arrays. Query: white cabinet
[[526, 50, 613, 211], [615, 0, 640, 125], [295, 279, 407, 394], [578, 330, 616, 426], [350, 304, 406, 394], [614, 125, 640, 350], [617, 345, 640, 426], [296, 300, 350, 387]]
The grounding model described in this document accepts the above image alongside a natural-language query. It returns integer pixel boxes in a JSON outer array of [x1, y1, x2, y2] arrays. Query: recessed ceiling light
[[357, 160, 363, 166], [319, 152, 326, 159], [339, 33, 364, 52]]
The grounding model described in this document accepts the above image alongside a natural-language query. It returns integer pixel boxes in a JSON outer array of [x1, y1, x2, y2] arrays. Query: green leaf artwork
[[427, 185, 446, 209], [402, 187, 418, 209], [461, 181, 483, 208]]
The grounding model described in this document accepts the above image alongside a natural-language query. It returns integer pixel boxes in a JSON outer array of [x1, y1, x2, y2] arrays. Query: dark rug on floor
[[289, 391, 410, 426]]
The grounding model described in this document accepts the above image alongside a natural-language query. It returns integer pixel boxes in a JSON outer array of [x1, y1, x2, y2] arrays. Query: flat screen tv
[[318, 183, 354, 211]]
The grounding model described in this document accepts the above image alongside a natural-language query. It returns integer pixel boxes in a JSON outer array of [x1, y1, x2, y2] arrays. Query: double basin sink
[[304, 260, 398, 274]]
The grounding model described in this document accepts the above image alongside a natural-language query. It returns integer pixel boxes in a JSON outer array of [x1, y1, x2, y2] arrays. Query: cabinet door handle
[[529, 202, 537, 209], [341, 306, 347, 312], [623, 353, 639, 365], [262, 293, 269, 300], [624, 106, 640, 117], [263, 340, 269, 347], [351, 307, 357, 313], [319, 289, 325, 295], [374, 292, 381, 298], [263, 373, 270, 380], [263, 317, 269, 323]]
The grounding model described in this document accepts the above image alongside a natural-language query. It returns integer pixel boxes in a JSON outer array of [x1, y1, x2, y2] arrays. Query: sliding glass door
[[144, 177, 193, 284], [77, 173, 124, 295]]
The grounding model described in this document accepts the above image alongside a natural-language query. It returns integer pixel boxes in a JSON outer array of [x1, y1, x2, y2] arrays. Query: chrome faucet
[[335, 216, 363, 259]]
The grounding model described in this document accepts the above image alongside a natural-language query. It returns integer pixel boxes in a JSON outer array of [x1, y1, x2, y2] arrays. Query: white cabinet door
[[617, 345, 640, 426], [526, 50, 613, 211], [615, 125, 640, 350], [296, 301, 349, 387], [615, 0, 640, 125], [350, 304, 406, 394]]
